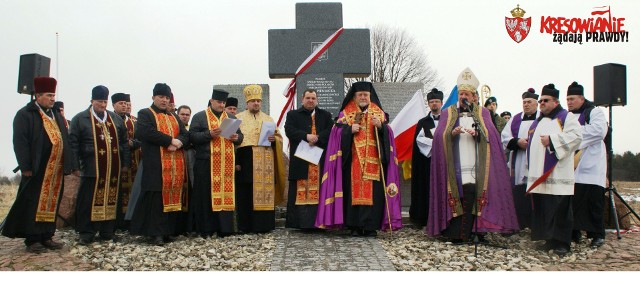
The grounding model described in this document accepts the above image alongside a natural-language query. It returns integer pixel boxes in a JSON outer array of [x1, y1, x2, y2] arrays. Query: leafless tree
[[345, 24, 442, 94]]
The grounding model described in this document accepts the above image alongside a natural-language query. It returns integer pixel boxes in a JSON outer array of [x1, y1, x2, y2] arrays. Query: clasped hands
[[351, 116, 382, 133], [452, 125, 476, 137], [167, 138, 183, 151]]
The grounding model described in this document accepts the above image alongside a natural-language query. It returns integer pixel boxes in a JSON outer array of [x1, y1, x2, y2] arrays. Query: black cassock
[[188, 109, 243, 236], [130, 104, 189, 238], [235, 145, 276, 233], [337, 120, 392, 232], [283, 107, 334, 229], [2, 101, 75, 244], [409, 114, 437, 227]]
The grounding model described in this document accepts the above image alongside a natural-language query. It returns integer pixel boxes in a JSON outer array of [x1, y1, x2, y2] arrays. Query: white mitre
[[457, 67, 480, 93]]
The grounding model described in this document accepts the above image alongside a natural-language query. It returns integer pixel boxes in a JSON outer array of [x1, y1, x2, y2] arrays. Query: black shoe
[[535, 241, 553, 251], [217, 232, 232, 238], [163, 235, 176, 243], [590, 238, 605, 247], [151, 236, 164, 246], [363, 230, 377, 237], [350, 230, 360, 237], [98, 234, 119, 242], [572, 233, 583, 243], [553, 246, 570, 257], [41, 239, 64, 250], [450, 239, 464, 244], [26, 242, 47, 254], [78, 238, 93, 246]]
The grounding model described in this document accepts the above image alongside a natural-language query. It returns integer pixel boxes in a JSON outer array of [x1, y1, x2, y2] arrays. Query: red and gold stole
[[35, 110, 64, 222], [295, 112, 319, 205], [119, 115, 139, 213], [342, 101, 384, 206], [149, 108, 185, 212], [90, 112, 121, 221], [206, 108, 236, 211]]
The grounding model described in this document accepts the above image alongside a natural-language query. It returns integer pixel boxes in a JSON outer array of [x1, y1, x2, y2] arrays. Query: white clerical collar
[[90, 107, 107, 123], [35, 102, 55, 122]]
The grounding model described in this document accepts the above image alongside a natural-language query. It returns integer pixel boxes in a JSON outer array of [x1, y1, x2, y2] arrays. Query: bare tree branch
[[345, 24, 443, 96]]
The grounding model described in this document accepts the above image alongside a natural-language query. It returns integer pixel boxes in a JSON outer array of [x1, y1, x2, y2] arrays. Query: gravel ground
[[378, 228, 601, 271], [57, 230, 276, 271]]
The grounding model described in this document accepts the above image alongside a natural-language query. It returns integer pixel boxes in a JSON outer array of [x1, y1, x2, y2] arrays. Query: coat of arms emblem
[[505, 4, 531, 43]]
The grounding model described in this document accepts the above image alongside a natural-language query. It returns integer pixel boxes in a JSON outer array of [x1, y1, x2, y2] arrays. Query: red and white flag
[[276, 28, 345, 127], [389, 90, 427, 162]]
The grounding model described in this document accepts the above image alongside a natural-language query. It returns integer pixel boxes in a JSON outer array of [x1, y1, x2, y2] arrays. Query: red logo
[[505, 5, 531, 43]]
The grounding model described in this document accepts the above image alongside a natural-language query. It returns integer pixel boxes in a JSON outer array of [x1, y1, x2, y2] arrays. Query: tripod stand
[[605, 104, 640, 239]]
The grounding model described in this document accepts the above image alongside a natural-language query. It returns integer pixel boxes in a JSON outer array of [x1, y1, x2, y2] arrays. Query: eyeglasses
[[538, 99, 551, 103]]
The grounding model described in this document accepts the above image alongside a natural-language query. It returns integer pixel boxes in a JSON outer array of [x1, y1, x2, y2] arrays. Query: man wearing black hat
[[500, 111, 512, 121], [501, 88, 540, 229], [484, 96, 507, 133], [130, 83, 189, 245], [566, 82, 608, 248], [409, 88, 443, 227], [188, 89, 243, 238], [315, 82, 402, 236], [110, 93, 140, 231], [2, 77, 76, 253], [526, 83, 582, 256], [284, 89, 334, 230], [225, 97, 239, 116], [69, 85, 130, 245]]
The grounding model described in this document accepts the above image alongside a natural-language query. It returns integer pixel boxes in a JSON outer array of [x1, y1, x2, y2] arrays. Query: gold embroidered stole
[[295, 112, 320, 205], [442, 106, 491, 217], [119, 115, 138, 213], [342, 101, 384, 206], [206, 108, 236, 211], [149, 108, 186, 212], [90, 113, 121, 221], [35, 110, 64, 222]]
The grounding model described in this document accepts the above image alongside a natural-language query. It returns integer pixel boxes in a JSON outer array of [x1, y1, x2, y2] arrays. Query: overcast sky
[[0, 0, 638, 176]]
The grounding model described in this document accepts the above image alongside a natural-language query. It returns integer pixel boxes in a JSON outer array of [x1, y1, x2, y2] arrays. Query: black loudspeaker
[[593, 63, 627, 107], [17, 53, 51, 95]]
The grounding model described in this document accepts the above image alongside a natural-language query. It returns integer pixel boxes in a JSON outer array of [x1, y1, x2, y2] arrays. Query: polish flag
[[390, 90, 428, 162]]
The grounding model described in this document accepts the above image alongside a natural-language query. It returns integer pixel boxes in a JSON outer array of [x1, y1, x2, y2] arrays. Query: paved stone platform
[[269, 229, 396, 271]]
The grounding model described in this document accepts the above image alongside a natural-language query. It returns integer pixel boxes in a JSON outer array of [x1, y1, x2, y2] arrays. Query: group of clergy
[[3, 71, 607, 256], [410, 68, 608, 256], [1, 77, 290, 251]]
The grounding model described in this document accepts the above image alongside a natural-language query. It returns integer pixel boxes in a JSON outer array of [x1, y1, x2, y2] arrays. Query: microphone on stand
[[461, 98, 474, 111]]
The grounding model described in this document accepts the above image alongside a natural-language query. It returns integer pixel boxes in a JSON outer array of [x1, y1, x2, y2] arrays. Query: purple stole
[[525, 109, 569, 193]]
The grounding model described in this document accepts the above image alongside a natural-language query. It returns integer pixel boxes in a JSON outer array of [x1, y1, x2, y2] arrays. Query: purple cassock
[[426, 106, 519, 236], [315, 112, 403, 232]]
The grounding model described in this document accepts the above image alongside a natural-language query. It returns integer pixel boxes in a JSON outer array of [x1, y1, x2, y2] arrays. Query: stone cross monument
[[268, 2, 371, 117]]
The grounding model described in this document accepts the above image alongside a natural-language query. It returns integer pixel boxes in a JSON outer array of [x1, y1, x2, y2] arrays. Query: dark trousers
[[24, 233, 54, 246], [513, 184, 533, 229], [75, 177, 116, 240], [531, 193, 573, 249], [442, 184, 477, 241], [572, 183, 606, 239]]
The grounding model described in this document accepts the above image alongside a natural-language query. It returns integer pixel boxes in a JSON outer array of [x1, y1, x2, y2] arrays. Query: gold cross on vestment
[[462, 71, 471, 80], [99, 149, 106, 155]]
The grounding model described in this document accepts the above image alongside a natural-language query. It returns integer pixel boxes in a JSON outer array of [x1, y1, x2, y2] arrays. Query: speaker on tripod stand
[[593, 63, 640, 239]]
